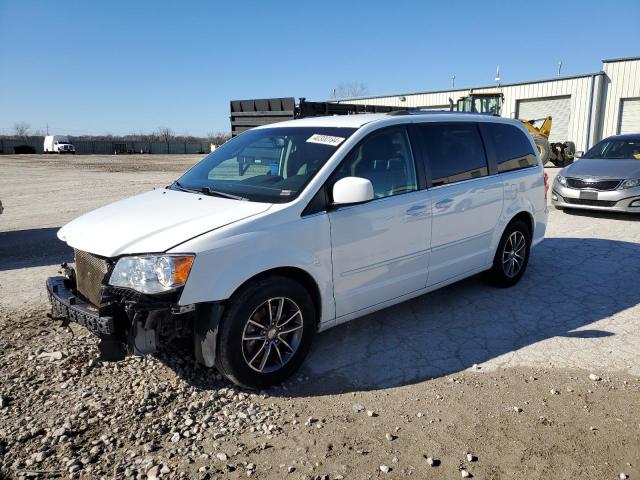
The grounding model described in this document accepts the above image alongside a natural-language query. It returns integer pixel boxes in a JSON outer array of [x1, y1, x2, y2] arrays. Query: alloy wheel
[[502, 231, 526, 278], [241, 297, 304, 373]]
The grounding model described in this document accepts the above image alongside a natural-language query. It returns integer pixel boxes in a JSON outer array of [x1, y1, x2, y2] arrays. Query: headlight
[[109, 255, 194, 294], [556, 174, 567, 186], [620, 178, 640, 189]]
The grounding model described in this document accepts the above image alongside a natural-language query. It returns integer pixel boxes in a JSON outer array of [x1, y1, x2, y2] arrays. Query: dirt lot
[[1, 154, 639, 480]]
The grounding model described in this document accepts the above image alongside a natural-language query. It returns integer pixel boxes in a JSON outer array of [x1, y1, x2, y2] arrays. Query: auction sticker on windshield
[[306, 134, 345, 147]]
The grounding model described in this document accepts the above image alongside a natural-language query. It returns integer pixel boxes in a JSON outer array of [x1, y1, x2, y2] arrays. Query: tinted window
[[417, 123, 488, 186], [485, 123, 537, 172], [332, 128, 418, 199]]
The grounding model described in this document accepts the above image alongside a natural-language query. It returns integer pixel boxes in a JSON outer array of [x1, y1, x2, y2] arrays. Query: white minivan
[[47, 112, 548, 388], [44, 135, 76, 154]]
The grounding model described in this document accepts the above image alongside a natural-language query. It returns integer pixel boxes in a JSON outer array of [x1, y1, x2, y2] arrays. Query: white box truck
[[44, 135, 76, 154]]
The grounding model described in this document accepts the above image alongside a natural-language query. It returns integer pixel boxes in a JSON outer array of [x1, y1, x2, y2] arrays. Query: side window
[[486, 123, 538, 172], [332, 128, 418, 199], [418, 123, 488, 186]]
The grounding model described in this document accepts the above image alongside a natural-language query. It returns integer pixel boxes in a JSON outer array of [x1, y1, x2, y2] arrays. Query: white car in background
[[47, 112, 548, 388], [44, 135, 76, 154]]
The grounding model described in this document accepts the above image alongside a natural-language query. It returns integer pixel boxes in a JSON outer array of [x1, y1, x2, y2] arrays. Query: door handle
[[405, 205, 427, 216], [435, 198, 454, 209]]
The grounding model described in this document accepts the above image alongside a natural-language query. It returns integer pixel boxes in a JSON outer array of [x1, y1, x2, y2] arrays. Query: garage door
[[517, 95, 571, 143], [619, 98, 640, 134]]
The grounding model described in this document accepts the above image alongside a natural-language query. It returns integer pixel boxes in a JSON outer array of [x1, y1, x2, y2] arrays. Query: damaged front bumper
[[46, 268, 223, 366], [47, 276, 116, 335]]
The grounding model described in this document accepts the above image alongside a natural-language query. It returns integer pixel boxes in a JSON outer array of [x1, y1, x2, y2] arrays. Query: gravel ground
[[1, 155, 639, 479]]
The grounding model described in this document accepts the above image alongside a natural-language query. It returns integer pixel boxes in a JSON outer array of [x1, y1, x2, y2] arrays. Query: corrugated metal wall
[[599, 58, 640, 137], [337, 75, 604, 152]]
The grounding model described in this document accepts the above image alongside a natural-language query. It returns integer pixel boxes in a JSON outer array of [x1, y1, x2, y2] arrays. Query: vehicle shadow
[[162, 237, 639, 396], [0, 227, 72, 271]]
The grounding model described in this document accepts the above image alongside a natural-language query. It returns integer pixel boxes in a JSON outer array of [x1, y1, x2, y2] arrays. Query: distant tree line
[[2, 122, 231, 146]]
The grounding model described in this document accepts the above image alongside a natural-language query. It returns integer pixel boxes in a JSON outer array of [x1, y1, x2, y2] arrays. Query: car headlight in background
[[619, 178, 640, 189], [109, 255, 194, 294], [556, 174, 567, 186]]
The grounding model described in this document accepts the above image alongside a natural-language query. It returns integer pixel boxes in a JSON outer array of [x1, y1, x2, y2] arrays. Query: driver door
[[328, 127, 431, 318]]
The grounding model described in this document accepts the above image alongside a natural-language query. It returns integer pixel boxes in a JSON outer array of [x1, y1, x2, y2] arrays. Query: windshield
[[583, 138, 640, 159], [174, 126, 356, 203]]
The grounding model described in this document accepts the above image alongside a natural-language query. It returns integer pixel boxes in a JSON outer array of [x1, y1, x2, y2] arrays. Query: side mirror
[[332, 177, 374, 206], [574, 151, 584, 159]]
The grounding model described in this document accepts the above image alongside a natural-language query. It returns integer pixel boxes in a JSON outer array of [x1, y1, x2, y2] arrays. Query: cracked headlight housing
[[620, 178, 640, 189], [556, 174, 567, 187], [109, 255, 194, 294]]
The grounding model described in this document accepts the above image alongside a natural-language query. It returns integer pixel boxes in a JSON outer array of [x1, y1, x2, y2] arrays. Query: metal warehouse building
[[336, 56, 640, 152]]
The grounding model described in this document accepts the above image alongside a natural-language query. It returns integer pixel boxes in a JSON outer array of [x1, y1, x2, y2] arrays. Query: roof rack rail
[[387, 109, 496, 116], [387, 109, 455, 116]]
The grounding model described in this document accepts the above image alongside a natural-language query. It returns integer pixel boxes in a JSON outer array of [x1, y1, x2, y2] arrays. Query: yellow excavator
[[452, 92, 574, 166]]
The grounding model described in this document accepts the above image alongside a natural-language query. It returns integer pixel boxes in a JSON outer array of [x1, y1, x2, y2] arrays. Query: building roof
[[602, 56, 640, 63], [331, 71, 605, 103]]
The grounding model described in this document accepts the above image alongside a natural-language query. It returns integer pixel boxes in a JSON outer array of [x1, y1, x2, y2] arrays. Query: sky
[[0, 0, 638, 137]]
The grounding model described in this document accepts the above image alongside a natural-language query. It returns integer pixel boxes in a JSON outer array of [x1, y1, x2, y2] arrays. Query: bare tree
[[207, 131, 231, 146], [329, 81, 370, 99], [14, 122, 30, 139], [156, 127, 174, 143]]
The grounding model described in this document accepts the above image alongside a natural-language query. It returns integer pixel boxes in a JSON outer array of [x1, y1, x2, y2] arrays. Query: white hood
[[58, 189, 272, 257]]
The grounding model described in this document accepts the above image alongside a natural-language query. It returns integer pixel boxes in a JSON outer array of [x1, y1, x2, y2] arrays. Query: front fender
[[173, 213, 335, 325]]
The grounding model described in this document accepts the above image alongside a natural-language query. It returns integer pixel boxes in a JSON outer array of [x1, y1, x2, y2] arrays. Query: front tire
[[484, 220, 531, 287], [216, 276, 316, 389]]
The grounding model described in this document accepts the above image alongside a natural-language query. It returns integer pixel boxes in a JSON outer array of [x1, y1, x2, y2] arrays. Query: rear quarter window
[[485, 123, 538, 172]]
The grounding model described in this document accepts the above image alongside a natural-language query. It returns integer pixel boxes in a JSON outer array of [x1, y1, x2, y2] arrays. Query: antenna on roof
[[557, 61, 563, 77], [451, 75, 456, 89], [495, 65, 501, 86]]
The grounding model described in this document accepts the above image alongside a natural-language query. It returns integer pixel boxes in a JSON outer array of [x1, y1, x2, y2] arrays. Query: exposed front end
[[46, 249, 221, 364]]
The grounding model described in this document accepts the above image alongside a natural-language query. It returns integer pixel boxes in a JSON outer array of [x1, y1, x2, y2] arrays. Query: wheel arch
[[509, 210, 534, 237], [227, 266, 322, 327]]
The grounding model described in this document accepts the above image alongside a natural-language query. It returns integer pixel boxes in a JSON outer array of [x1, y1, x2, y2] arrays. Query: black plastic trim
[[47, 276, 116, 336]]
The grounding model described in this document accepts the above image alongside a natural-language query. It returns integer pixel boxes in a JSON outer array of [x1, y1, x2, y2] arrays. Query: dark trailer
[[230, 97, 406, 137]]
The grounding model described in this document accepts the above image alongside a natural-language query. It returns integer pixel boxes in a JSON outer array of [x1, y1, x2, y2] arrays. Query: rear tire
[[216, 276, 316, 389], [484, 220, 531, 288], [533, 136, 551, 166], [564, 141, 576, 158]]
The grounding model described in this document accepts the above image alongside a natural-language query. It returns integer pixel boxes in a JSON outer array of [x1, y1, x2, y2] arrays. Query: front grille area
[[566, 178, 621, 191], [564, 198, 617, 207], [75, 249, 110, 306]]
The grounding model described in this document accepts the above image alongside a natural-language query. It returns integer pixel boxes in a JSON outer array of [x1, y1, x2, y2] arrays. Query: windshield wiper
[[172, 181, 247, 201], [172, 180, 201, 194], [205, 189, 247, 201]]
